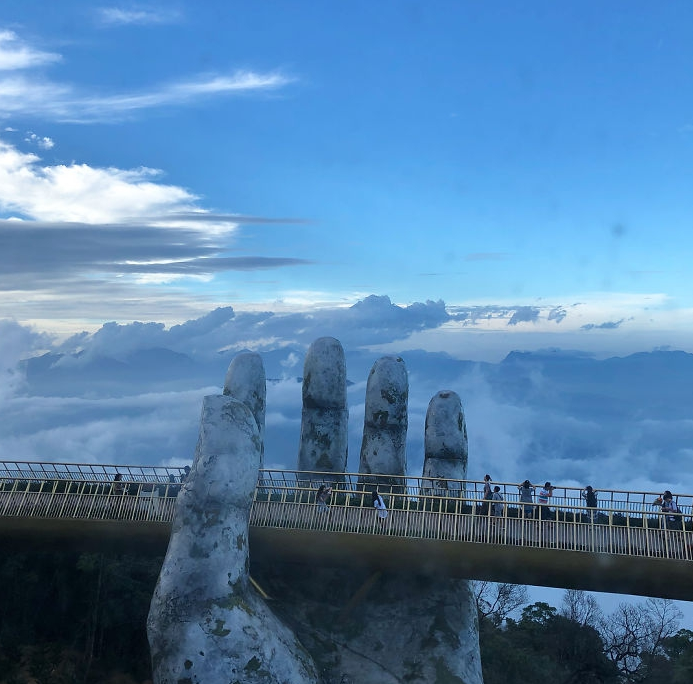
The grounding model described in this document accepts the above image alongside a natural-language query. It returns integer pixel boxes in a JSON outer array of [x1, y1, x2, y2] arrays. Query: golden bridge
[[1, 461, 691, 601]]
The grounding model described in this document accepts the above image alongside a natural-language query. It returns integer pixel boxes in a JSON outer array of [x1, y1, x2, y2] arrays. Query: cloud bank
[[3, 297, 693, 502], [0, 138, 312, 326]]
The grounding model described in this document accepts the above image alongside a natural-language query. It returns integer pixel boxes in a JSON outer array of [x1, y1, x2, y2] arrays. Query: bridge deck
[[1, 463, 692, 600]]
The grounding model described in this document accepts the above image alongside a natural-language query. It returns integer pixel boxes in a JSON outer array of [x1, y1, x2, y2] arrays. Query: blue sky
[[1, 1, 692, 353]]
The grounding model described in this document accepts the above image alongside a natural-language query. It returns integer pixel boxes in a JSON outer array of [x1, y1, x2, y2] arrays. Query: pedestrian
[[316, 483, 332, 513], [518, 480, 535, 519], [492, 486, 504, 517], [112, 472, 125, 495], [482, 474, 493, 515], [372, 490, 388, 524], [582, 485, 598, 523], [661, 490, 682, 530], [538, 481, 555, 520]]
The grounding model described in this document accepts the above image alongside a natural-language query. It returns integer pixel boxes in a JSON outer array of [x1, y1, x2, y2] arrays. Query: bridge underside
[[250, 527, 693, 602], [2, 517, 691, 602], [0, 517, 172, 556]]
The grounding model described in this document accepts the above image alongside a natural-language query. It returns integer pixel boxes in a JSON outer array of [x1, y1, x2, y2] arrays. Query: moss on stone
[[244, 656, 261, 671], [380, 388, 399, 405], [183, 659, 193, 670], [372, 410, 389, 427], [188, 542, 208, 559], [210, 619, 230, 637], [314, 431, 332, 448], [207, 593, 255, 617]]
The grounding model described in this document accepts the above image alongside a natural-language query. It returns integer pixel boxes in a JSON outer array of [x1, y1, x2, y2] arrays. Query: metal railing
[[0, 463, 690, 563], [252, 470, 693, 562], [0, 461, 186, 523]]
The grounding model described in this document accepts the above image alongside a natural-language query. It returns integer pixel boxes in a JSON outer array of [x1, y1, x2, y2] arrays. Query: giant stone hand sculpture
[[148, 340, 483, 684], [147, 385, 319, 682]]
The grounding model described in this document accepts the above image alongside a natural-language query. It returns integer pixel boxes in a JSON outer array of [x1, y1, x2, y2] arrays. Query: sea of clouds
[[2, 295, 693, 498]]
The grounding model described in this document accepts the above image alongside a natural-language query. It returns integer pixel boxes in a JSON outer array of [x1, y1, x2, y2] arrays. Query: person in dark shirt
[[661, 490, 682, 530], [582, 485, 598, 522]]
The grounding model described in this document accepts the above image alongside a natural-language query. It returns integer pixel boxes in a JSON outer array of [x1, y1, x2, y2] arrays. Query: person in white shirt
[[538, 481, 555, 520], [372, 490, 388, 524]]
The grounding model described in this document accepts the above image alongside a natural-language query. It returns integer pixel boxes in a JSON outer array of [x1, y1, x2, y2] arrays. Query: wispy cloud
[[581, 319, 625, 331], [0, 71, 293, 122], [96, 6, 183, 27], [0, 30, 61, 71], [0, 29, 293, 122]]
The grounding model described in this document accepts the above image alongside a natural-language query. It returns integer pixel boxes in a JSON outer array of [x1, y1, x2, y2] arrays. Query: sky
[[0, 0, 692, 348], [2, 1, 693, 624]]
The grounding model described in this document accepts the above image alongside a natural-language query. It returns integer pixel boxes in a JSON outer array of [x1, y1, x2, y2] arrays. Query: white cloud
[[24, 132, 54, 149], [69, 71, 292, 122], [0, 319, 50, 401], [0, 30, 61, 71], [96, 6, 183, 26], [0, 29, 293, 122], [0, 139, 198, 222], [0, 138, 313, 327], [0, 388, 209, 464]]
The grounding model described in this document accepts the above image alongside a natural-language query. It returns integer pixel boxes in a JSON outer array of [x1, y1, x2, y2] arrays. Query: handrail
[[0, 460, 186, 484], [1, 462, 687, 510], [258, 468, 692, 519], [252, 470, 693, 562], [0, 464, 690, 564]]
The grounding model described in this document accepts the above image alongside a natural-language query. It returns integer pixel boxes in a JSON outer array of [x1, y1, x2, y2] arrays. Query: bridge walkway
[[1, 462, 692, 600]]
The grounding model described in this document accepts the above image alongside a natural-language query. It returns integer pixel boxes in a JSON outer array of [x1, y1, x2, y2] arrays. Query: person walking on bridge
[[316, 484, 332, 513], [582, 485, 598, 523], [538, 482, 555, 520], [372, 490, 388, 525], [662, 491, 682, 530], [481, 474, 493, 516], [492, 486, 504, 517], [112, 472, 125, 495], [518, 480, 535, 519]]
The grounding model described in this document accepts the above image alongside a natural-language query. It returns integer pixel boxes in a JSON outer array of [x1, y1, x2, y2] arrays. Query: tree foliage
[[0, 550, 161, 683], [478, 586, 687, 684], [1, 558, 691, 684]]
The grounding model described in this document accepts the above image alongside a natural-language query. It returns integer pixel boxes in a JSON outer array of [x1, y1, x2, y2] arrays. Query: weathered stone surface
[[223, 351, 266, 467], [297, 337, 348, 475], [423, 390, 469, 484], [147, 395, 319, 684], [359, 356, 408, 479], [148, 340, 483, 684], [254, 564, 483, 684], [416, 390, 483, 684]]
